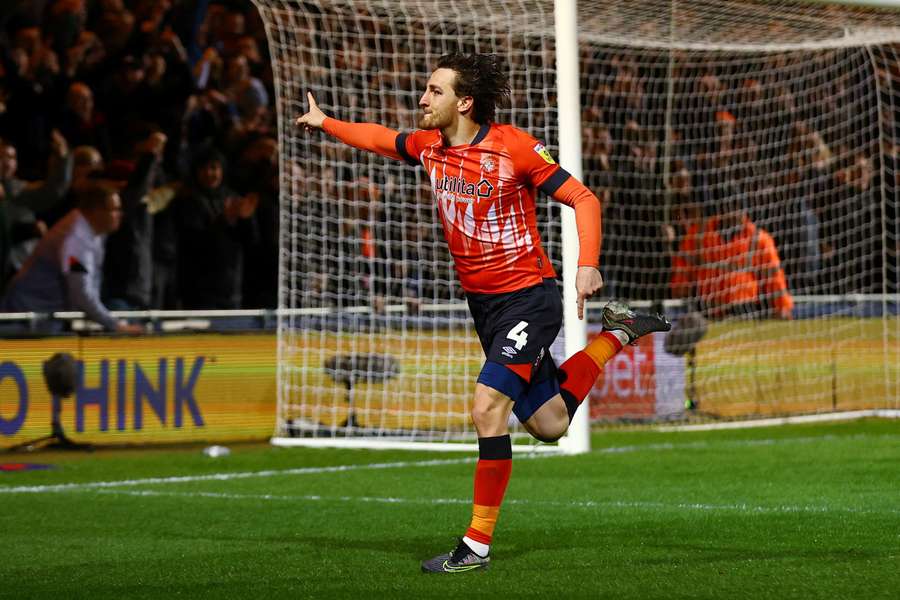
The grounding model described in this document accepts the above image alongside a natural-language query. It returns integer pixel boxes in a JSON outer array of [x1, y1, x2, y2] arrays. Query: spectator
[[148, 184, 178, 309], [103, 131, 167, 310], [97, 55, 154, 159], [174, 146, 258, 309], [137, 46, 193, 171], [38, 143, 103, 228], [1, 181, 142, 333], [823, 152, 880, 294], [223, 54, 268, 121], [59, 27, 105, 81], [0, 131, 73, 280], [45, 0, 88, 70], [231, 135, 277, 308], [606, 119, 668, 301], [0, 0, 277, 316], [670, 194, 794, 320], [664, 163, 704, 300], [1, 19, 62, 179], [182, 88, 236, 159], [56, 81, 112, 159], [92, 0, 135, 59]]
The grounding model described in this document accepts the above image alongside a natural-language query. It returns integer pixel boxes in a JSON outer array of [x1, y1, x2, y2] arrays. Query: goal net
[[253, 0, 900, 447]]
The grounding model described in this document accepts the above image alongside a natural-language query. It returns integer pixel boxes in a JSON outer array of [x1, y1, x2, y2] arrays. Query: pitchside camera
[[7, 352, 90, 452], [43, 352, 78, 398]]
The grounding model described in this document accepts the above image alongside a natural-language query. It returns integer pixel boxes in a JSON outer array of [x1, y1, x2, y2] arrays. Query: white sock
[[608, 329, 630, 346], [462, 535, 490, 558]]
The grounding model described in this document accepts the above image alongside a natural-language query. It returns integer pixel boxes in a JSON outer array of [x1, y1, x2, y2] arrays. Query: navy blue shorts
[[467, 279, 563, 421]]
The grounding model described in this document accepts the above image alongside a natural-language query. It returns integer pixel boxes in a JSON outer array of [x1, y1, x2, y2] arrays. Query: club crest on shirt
[[481, 155, 496, 173], [533, 143, 556, 165]]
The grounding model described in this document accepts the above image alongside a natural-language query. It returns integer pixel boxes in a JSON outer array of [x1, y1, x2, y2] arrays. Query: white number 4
[[506, 321, 529, 350]]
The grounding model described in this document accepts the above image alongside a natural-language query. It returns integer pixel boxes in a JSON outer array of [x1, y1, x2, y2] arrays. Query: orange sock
[[464, 435, 512, 549], [583, 331, 624, 368], [558, 332, 624, 420]]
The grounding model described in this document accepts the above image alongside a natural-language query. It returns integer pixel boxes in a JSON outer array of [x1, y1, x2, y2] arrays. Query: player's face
[[418, 68, 465, 130]]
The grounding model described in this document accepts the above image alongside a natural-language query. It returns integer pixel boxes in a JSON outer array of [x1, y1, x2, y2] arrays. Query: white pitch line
[[657, 409, 900, 432], [0, 456, 478, 494], [596, 432, 895, 454], [74, 488, 900, 517], [2, 433, 893, 495]]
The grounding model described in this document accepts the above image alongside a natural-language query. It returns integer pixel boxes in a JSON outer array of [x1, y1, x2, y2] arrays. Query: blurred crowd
[[2, 1, 898, 326], [582, 48, 897, 312], [0, 0, 278, 316], [290, 8, 899, 319]]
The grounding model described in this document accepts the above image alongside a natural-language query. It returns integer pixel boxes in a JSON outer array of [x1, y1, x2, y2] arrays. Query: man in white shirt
[[2, 182, 143, 333]]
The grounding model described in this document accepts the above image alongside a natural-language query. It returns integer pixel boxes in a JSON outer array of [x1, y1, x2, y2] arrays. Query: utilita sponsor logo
[[434, 175, 494, 199], [0, 358, 206, 436]]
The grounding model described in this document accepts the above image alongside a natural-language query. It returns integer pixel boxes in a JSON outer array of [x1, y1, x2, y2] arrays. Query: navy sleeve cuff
[[395, 133, 419, 166], [538, 167, 571, 195]]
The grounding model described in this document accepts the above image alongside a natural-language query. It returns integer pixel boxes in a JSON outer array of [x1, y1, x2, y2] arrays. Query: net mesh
[[253, 0, 900, 440]]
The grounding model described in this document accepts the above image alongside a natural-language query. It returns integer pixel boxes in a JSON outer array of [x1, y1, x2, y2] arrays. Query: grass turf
[[0, 419, 898, 599]]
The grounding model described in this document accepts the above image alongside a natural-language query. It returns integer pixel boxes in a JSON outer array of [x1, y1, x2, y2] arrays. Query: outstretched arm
[[295, 92, 405, 161]]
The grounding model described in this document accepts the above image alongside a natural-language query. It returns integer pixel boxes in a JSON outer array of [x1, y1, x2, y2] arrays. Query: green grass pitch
[[1, 419, 897, 599]]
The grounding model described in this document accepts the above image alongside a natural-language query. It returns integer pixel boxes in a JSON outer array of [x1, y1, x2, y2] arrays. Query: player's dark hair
[[436, 53, 510, 125]]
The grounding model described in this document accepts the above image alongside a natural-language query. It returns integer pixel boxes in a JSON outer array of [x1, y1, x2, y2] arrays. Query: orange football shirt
[[397, 123, 568, 294]]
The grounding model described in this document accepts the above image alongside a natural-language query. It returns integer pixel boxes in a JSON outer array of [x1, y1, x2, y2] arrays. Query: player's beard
[[418, 108, 449, 130]]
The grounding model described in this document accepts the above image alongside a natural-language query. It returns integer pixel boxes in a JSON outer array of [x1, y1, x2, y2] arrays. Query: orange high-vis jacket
[[670, 216, 794, 316]]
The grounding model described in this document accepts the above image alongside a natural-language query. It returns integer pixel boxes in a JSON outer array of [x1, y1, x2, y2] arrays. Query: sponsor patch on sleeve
[[533, 143, 556, 165]]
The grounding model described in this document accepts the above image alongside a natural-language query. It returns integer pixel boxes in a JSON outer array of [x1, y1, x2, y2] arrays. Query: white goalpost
[[554, 0, 591, 454], [255, 0, 900, 452]]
